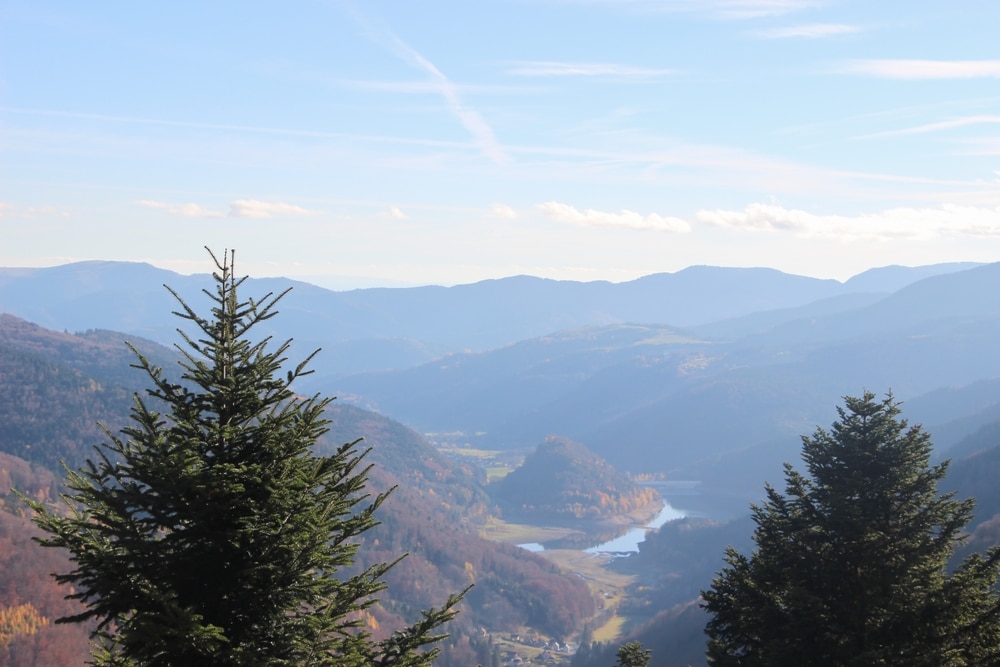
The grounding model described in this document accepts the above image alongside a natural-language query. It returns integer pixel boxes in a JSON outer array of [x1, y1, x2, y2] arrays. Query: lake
[[518, 492, 688, 555], [583, 500, 686, 554]]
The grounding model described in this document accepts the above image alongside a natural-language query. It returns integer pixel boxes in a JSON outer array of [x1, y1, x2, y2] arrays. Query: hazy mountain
[[333, 263, 1000, 514], [843, 261, 984, 293], [4, 263, 994, 508], [4, 258, 1000, 664], [0, 261, 980, 382]]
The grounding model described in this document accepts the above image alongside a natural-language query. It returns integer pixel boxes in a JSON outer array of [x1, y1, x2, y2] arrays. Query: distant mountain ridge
[[8, 258, 1000, 666], [331, 262, 1000, 516], [3, 259, 998, 516], [0, 261, 982, 380]]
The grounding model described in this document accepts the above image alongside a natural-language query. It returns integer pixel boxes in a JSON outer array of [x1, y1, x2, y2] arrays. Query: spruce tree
[[615, 641, 652, 667], [27, 249, 463, 666], [703, 391, 1000, 667]]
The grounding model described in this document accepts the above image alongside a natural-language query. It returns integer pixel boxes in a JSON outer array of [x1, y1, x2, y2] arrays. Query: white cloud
[[227, 200, 313, 218], [0, 202, 71, 219], [752, 23, 863, 39], [137, 199, 313, 219], [383, 206, 409, 219], [136, 200, 225, 218], [696, 203, 1000, 241], [537, 201, 691, 232], [489, 203, 519, 219], [838, 60, 1000, 80], [697, 203, 810, 231], [507, 61, 676, 78]]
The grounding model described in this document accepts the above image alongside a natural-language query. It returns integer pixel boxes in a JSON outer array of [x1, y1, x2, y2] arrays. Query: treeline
[[0, 344, 134, 471], [322, 403, 595, 640], [0, 315, 184, 472], [350, 464, 595, 641], [0, 314, 178, 388], [575, 393, 1000, 666], [0, 319, 600, 665]]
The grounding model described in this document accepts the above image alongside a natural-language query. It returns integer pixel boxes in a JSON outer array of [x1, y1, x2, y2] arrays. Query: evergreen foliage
[[615, 640, 652, 667], [702, 391, 1000, 666], [27, 249, 464, 666]]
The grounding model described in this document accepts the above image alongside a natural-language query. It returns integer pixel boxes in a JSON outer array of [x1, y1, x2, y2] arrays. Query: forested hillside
[[0, 452, 90, 666], [0, 317, 598, 666], [493, 436, 658, 524], [322, 406, 595, 644], [337, 262, 1000, 518], [6, 260, 1000, 665], [572, 404, 1000, 667]]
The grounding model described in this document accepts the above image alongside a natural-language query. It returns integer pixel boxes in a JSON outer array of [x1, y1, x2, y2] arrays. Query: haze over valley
[[5, 1, 1000, 663], [4, 258, 1000, 664]]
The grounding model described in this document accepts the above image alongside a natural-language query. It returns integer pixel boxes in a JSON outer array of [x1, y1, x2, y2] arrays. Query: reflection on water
[[543, 526, 629, 551], [517, 485, 694, 555], [583, 501, 685, 555]]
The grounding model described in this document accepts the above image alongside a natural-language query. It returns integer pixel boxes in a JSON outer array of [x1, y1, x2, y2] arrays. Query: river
[[518, 494, 688, 555]]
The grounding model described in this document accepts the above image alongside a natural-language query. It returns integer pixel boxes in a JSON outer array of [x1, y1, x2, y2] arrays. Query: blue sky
[[3, 1, 1000, 288]]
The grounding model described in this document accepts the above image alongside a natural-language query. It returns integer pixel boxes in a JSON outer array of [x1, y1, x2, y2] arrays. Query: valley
[[4, 260, 1000, 665]]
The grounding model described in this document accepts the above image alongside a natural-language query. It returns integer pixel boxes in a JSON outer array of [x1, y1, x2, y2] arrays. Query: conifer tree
[[28, 249, 463, 667], [702, 391, 1000, 666], [614, 641, 652, 667]]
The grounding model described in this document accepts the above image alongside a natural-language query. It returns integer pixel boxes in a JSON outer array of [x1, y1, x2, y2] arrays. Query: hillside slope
[[0, 319, 597, 662]]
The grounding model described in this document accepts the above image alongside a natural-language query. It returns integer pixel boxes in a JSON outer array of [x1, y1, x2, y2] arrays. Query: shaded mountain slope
[[1, 261, 979, 382], [0, 320, 597, 651], [336, 263, 1000, 515]]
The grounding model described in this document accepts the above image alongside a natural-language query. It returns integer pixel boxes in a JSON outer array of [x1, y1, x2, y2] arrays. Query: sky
[[2, 1, 1000, 289]]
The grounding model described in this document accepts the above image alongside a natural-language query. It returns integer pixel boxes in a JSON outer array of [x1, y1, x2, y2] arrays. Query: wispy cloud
[[537, 201, 691, 232], [862, 115, 1000, 139], [507, 61, 675, 78], [350, 13, 509, 164], [547, 0, 822, 19], [838, 60, 1000, 80], [489, 203, 519, 219], [696, 202, 1000, 240], [137, 200, 226, 218], [137, 199, 315, 219], [709, 0, 823, 18], [0, 202, 70, 219], [228, 200, 313, 218], [752, 23, 863, 39], [382, 205, 408, 219], [0, 105, 487, 153], [341, 80, 535, 95]]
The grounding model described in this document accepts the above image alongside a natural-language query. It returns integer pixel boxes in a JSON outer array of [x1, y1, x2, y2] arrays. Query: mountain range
[[3, 259, 998, 516], [5, 258, 1000, 665]]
